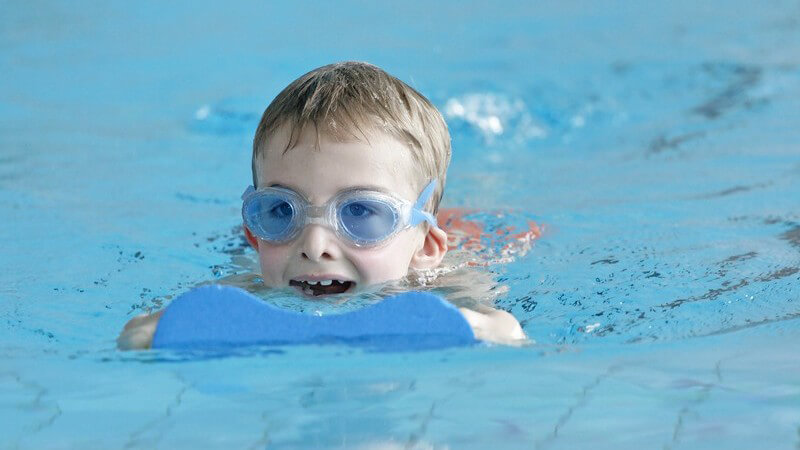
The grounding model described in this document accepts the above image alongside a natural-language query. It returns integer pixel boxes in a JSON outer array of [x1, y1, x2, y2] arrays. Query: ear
[[410, 226, 448, 270], [243, 224, 260, 250]]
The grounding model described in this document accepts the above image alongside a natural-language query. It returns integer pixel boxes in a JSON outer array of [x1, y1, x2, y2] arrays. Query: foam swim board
[[151, 285, 476, 350]]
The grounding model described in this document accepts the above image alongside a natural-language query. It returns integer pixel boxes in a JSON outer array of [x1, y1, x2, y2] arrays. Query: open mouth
[[289, 279, 355, 297]]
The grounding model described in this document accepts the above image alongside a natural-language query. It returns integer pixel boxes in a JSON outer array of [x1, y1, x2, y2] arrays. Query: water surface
[[1, 1, 799, 448]]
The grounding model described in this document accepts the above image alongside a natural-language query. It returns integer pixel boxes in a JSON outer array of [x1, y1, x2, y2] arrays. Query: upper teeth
[[306, 280, 334, 286]]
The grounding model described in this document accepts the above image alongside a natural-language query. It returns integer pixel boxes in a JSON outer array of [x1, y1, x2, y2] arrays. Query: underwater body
[[1, 1, 800, 448]]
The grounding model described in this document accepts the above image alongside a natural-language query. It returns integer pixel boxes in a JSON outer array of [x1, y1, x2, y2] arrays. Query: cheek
[[350, 232, 420, 283], [256, 244, 291, 285]]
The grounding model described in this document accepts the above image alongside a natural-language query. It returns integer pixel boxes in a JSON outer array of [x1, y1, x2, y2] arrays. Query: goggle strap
[[409, 179, 439, 227], [410, 209, 437, 228]]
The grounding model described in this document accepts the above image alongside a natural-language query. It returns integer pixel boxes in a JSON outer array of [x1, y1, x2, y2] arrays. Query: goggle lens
[[244, 194, 296, 239], [338, 199, 399, 243]]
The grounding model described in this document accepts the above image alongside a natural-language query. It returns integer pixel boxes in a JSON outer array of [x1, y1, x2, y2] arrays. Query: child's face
[[246, 124, 446, 297]]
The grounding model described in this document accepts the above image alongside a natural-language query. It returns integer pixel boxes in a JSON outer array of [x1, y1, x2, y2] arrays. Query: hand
[[116, 310, 163, 350], [459, 307, 529, 346]]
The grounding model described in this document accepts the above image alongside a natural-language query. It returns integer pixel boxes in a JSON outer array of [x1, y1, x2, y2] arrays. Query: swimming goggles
[[242, 180, 438, 247]]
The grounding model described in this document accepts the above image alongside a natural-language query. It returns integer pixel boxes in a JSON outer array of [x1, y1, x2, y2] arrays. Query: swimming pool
[[2, 1, 799, 448]]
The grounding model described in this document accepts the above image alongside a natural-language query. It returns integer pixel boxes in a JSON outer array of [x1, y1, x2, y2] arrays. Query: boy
[[118, 62, 525, 349]]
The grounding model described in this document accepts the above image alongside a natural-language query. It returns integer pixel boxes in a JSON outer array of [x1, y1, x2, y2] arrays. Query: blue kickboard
[[151, 285, 476, 350]]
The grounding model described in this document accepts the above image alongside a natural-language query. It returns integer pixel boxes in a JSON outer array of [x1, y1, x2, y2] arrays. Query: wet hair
[[252, 61, 451, 213]]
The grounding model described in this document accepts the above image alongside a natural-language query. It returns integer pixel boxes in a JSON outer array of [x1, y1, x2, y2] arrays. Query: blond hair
[[252, 61, 451, 213]]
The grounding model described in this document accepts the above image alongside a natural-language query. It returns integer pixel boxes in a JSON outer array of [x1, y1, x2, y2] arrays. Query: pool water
[[2, 1, 799, 448]]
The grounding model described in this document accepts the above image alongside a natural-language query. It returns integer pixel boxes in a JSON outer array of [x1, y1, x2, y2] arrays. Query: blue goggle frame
[[242, 180, 438, 248]]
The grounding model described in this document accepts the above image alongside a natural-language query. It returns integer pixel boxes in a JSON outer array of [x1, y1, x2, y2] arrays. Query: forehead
[[255, 124, 421, 201]]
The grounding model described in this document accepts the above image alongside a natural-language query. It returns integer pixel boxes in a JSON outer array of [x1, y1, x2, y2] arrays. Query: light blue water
[[2, 1, 799, 448]]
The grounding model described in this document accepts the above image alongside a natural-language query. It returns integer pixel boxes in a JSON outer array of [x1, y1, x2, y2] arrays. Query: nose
[[298, 224, 341, 262]]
